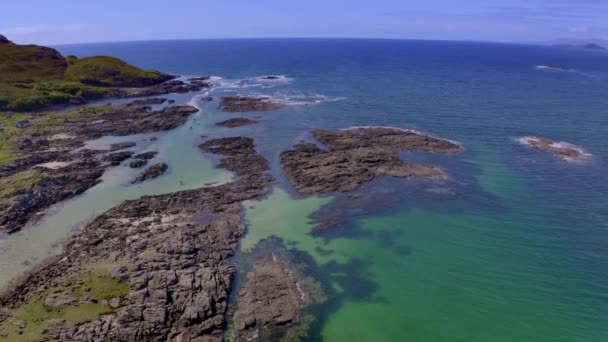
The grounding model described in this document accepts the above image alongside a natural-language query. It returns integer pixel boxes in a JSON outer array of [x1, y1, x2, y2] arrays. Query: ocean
[[1, 39, 607, 341]]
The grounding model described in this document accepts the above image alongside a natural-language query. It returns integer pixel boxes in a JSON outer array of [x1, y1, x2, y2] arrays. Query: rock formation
[[280, 127, 462, 194], [131, 163, 168, 184], [218, 96, 285, 112], [215, 118, 259, 128], [519, 136, 588, 161]]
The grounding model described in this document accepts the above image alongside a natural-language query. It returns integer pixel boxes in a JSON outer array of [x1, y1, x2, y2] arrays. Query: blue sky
[[1, 0, 607, 45]]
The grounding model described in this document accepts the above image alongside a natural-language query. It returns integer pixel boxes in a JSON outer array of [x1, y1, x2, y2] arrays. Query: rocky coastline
[[0, 98, 200, 234], [0, 128, 296, 341]]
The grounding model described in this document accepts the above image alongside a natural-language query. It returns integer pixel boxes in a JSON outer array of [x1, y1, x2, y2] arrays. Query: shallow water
[[2, 39, 607, 341]]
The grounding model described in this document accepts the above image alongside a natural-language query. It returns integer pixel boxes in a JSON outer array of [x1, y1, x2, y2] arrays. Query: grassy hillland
[[0, 34, 173, 111]]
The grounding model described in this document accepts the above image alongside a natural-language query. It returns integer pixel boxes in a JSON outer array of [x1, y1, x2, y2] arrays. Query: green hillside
[[0, 34, 173, 111]]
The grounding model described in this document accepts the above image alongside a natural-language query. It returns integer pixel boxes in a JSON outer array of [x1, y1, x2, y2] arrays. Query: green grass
[[0, 170, 43, 199], [0, 35, 171, 112], [0, 269, 129, 341], [65, 56, 171, 87], [0, 39, 66, 83]]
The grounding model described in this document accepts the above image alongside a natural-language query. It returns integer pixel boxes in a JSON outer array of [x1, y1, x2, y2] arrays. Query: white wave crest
[[207, 75, 294, 90], [517, 136, 592, 162], [268, 91, 346, 106]]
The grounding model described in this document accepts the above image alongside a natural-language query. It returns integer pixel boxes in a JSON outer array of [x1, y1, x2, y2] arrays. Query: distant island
[[541, 38, 607, 51]]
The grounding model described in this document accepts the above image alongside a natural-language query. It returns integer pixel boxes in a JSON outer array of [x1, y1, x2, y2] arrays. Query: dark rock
[[519, 136, 588, 161], [189, 76, 211, 81], [215, 118, 259, 128], [126, 80, 211, 98], [132, 151, 158, 160], [199, 137, 268, 177], [129, 159, 147, 168], [280, 127, 462, 194], [218, 96, 285, 113], [259, 75, 281, 80], [125, 98, 167, 106], [131, 163, 168, 183], [103, 151, 134, 166], [167, 99, 175, 104], [200, 96, 213, 102], [109, 142, 136, 152]]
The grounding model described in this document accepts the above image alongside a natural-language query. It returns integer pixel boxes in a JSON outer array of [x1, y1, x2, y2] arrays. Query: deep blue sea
[[12, 39, 608, 341]]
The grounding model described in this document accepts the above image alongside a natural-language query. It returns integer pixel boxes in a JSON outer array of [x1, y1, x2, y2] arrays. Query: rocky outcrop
[[131, 163, 168, 184], [313, 127, 462, 154], [121, 80, 211, 98], [133, 151, 158, 160], [280, 127, 462, 194], [218, 96, 285, 113], [233, 256, 305, 341], [73, 104, 198, 140], [199, 137, 269, 177], [189, 76, 211, 81], [259, 75, 281, 80], [129, 159, 147, 168], [109, 142, 136, 152], [215, 118, 259, 128], [519, 136, 589, 161], [0, 160, 104, 234], [0, 138, 274, 341], [103, 151, 134, 166]]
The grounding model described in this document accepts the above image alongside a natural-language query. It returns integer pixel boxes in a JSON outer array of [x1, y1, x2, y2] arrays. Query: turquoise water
[[4, 39, 608, 340]]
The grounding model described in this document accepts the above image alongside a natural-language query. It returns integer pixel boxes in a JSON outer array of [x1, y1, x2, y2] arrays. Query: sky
[[1, 0, 608, 45]]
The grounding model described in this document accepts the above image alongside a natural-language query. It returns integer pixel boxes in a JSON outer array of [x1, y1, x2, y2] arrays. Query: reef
[[280, 127, 462, 194]]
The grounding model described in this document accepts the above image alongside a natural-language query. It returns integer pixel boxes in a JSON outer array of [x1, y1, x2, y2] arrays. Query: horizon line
[[47, 36, 550, 48]]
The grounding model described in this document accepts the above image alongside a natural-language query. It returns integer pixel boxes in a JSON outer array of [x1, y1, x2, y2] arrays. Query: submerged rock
[[280, 127, 462, 194], [131, 162, 168, 183], [215, 118, 259, 128], [218, 96, 285, 112]]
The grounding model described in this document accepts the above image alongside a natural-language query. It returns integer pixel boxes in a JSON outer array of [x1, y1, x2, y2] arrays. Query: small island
[[280, 127, 462, 194], [519, 136, 590, 161]]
